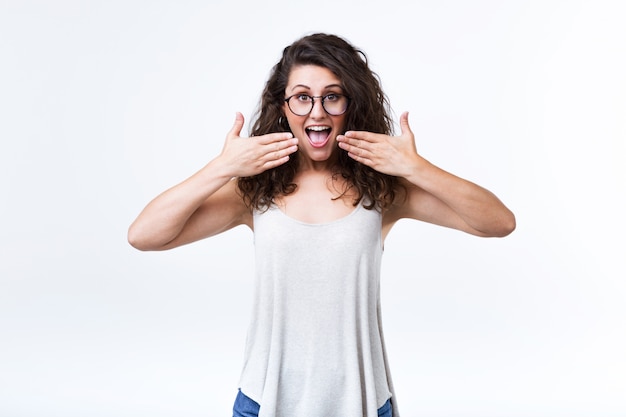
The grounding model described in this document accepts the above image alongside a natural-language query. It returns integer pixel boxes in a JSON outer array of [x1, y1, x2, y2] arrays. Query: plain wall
[[1, 1, 624, 416]]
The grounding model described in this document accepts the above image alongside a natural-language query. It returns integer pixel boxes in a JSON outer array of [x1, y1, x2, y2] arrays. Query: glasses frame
[[284, 94, 351, 116]]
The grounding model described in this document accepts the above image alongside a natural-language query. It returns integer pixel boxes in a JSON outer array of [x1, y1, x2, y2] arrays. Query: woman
[[128, 33, 515, 417]]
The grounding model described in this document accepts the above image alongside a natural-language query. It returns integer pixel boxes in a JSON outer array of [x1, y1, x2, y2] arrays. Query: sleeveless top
[[238, 203, 399, 417]]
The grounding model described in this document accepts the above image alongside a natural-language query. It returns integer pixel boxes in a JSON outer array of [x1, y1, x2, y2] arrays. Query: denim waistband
[[233, 389, 393, 417]]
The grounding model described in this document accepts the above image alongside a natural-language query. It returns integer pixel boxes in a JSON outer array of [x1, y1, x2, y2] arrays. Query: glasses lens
[[288, 95, 313, 116], [322, 94, 348, 115]]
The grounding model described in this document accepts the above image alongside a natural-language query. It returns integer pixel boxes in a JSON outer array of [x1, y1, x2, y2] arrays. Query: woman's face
[[283, 64, 347, 165]]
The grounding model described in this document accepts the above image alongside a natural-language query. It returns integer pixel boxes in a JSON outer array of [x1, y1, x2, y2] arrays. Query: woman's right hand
[[217, 112, 298, 178], [128, 112, 298, 251]]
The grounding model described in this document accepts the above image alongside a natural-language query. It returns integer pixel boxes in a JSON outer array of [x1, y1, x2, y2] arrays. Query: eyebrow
[[289, 83, 344, 92]]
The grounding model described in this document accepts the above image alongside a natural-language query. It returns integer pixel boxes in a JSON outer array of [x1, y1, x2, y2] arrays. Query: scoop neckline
[[270, 202, 364, 227]]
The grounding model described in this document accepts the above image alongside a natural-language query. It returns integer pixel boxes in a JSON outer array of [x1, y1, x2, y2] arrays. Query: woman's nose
[[309, 97, 326, 118]]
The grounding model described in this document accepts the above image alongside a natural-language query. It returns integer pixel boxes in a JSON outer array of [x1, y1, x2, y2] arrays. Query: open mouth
[[305, 126, 332, 148]]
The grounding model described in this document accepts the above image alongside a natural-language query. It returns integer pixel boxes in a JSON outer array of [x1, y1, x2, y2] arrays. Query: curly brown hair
[[238, 33, 402, 211]]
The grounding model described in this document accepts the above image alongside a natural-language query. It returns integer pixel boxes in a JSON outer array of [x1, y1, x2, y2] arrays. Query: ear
[[282, 100, 290, 117], [278, 107, 290, 130]]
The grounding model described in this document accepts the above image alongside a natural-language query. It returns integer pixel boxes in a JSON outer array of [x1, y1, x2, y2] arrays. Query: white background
[[1, 1, 625, 416]]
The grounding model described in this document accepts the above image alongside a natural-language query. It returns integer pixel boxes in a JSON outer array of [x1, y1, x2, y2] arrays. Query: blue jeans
[[233, 389, 393, 417]]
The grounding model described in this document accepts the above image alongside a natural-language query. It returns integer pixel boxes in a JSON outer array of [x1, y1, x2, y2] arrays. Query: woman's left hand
[[337, 111, 420, 178]]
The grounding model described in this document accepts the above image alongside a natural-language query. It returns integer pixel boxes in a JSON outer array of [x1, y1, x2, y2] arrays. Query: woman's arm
[[336, 112, 516, 237], [128, 113, 298, 251], [127, 162, 245, 251]]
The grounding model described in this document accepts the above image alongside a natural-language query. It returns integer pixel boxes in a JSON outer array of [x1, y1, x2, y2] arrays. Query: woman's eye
[[296, 94, 312, 102], [325, 94, 339, 102]]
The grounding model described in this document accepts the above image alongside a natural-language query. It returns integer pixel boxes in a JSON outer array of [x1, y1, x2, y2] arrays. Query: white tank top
[[238, 203, 399, 417]]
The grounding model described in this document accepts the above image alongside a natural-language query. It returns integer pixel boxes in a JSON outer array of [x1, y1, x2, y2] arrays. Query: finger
[[338, 140, 372, 160], [342, 130, 379, 142], [263, 157, 291, 170], [337, 137, 358, 153], [228, 112, 245, 138], [338, 135, 367, 153], [346, 149, 373, 166], [257, 131, 294, 145], [337, 135, 369, 152], [399, 111, 412, 136], [269, 144, 299, 160], [262, 149, 296, 169]]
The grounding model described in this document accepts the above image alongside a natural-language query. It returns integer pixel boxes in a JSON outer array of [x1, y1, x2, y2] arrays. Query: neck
[[296, 151, 339, 173]]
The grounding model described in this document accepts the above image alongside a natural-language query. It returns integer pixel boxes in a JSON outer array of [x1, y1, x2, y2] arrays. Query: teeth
[[307, 126, 330, 131]]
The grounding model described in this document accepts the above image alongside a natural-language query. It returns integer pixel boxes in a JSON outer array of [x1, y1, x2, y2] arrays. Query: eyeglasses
[[284, 93, 350, 116]]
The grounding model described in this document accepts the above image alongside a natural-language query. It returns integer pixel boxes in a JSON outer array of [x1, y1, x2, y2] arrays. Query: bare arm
[[337, 112, 516, 237], [127, 113, 298, 251], [387, 166, 515, 237], [127, 163, 245, 251]]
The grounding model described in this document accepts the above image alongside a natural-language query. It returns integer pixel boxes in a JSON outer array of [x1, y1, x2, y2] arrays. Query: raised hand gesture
[[218, 112, 298, 178], [336, 111, 419, 178]]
